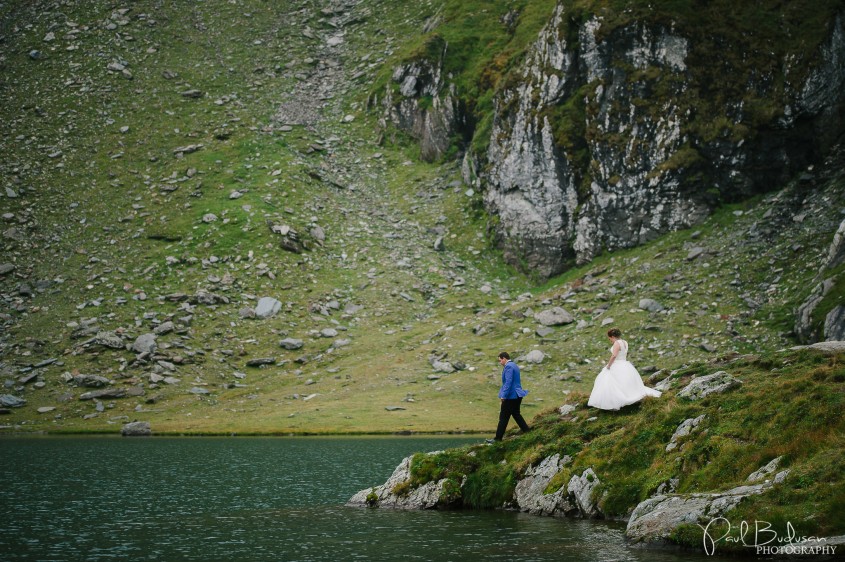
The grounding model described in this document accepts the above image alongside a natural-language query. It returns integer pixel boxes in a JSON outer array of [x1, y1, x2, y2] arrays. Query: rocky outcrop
[[347, 453, 447, 509], [349, 452, 604, 519], [796, 217, 845, 342], [677, 371, 741, 400], [513, 453, 575, 516], [626, 464, 790, 544], [376, 35, 467, 162], [665, 414, 706, 452], [448, 7, 845, 277]]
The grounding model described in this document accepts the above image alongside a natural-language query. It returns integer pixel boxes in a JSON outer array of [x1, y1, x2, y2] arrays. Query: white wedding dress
[[588, 340, 661, 410]]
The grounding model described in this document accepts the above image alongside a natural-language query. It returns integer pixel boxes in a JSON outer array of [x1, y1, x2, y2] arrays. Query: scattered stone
[[320, 328, 338, 338], [180, 89, 204, 98], [0, 263, 14, 275], [188, 387, 210, 395], [279, 338, 304, 350], [385, 406, 406, 411], [37, 406, 56, 413]]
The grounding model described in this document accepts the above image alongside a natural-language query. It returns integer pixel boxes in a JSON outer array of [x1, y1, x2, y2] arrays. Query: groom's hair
[[498, 352, 510, 360]]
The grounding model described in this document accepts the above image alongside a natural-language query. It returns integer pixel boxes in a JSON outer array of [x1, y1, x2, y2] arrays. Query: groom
[[488, 352, 530, 443]]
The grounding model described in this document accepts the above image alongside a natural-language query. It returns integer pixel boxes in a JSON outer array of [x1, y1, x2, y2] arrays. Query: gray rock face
[[379, 37, 466, 162], [0, 394, 26, 408], [121, 421, 151, 436], [665, 414, 706, 452], [824, 306, 845, 341], [347, 453, 447, 509], [535, 307, 574, 326], [465, 8, 845, 278], [514, 454, 575, 516], [567, 468, 602, 518], [255, 297, 282, 318], [677, 371, 741, 400]]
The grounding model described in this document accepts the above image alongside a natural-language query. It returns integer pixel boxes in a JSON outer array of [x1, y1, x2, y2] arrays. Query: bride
[[588, 327, 661, 410]]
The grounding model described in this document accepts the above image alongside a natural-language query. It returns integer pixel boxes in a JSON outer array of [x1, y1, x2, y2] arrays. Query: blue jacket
[[499, 361, 528, 399]]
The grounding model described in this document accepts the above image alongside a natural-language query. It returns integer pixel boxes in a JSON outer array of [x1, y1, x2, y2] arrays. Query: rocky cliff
[[380, 3, 845, 278]]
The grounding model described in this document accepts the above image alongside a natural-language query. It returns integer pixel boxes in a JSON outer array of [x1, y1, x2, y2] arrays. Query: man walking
[[487, 352, 530, 443]]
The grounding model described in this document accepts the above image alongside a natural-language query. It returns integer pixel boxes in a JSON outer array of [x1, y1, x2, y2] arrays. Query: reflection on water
[[0, 436, 722, 561]]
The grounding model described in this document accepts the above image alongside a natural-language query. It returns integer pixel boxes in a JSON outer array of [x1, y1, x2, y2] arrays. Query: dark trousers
[[495, 397, 530, 441]]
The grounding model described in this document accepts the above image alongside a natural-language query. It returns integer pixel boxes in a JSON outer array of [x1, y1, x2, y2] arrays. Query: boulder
[[523, 350, 546, 364], [677, 371, 741, 400], [94, 331, 124, 349], [72, 374, 111, 388], [121, 421, 151, 436], [255, 297, 282, 318], [535, 307, 575, 326], [638, 298, 665, 312], [132, 333, 157, 354]]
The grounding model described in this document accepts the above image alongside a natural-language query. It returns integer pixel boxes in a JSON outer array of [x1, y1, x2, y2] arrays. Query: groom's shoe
[[485, 438, 497, 444]]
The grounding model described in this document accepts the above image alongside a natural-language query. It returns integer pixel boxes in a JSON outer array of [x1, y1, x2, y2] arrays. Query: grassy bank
[[395, 346, 845, 551]]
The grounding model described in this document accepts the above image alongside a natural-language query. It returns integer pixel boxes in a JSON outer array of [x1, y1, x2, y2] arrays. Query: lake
[[0, 436, 723, 561]]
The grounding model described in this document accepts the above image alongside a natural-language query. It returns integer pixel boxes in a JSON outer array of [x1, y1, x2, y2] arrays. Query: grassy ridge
[[399, 347, 845, 550]]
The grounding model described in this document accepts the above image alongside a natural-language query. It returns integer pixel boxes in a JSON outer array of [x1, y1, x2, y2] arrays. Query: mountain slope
[[0, 0, 843, 435]]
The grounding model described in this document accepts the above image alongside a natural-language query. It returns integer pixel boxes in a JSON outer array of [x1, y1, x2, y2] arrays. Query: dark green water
[[0, 436, 722, 561]]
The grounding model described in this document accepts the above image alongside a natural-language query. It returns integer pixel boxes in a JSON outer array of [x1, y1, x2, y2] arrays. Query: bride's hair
[[607, 328, 622, 338]]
